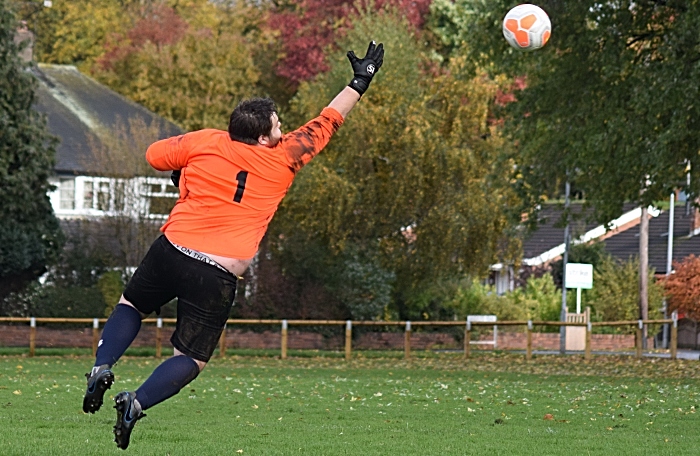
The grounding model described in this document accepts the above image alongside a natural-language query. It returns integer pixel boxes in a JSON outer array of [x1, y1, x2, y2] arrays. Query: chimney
[[13, 21, 34, 63]]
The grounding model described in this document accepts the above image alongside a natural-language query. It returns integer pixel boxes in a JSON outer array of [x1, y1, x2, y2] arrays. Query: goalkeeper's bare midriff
[[201, 252, 253, 277]]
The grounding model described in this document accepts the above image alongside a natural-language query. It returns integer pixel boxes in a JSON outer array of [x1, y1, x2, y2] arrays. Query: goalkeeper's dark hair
[[228, 97, 278, 145]]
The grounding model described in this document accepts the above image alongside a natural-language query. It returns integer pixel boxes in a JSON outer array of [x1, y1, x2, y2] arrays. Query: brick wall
[[0, 325, 174, 349], [0, 324, 648, 352], [492, 332, 645, 350]]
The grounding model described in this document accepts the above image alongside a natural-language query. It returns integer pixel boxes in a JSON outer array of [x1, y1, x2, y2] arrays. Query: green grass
[[1, 353, 699, 455]]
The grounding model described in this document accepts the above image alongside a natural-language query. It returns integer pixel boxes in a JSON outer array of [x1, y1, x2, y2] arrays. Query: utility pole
[[560, 180, 570, 355], [663, 193, 675, 348], [639, 206, 649, 349]]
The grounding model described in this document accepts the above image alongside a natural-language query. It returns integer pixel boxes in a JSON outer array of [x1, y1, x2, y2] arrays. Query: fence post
[[584, 320, 592, 361], [155, 318, 163, 358], [671, 311, 678, 360], [281, 320, 288, 360], [345, 320, 352, 361], [219, 323, 227, 358], [92, 318, 99, 356], [526, 320, 533, 361], [464, 321, 471, 360], [635, 320, 643, 359], [493, 324, 498, 350], [404, 321, 411, 360], [29, 317, 36, 357]]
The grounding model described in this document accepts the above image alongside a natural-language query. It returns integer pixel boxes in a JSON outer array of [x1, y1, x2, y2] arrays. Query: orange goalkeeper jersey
[[146, 107, 344, 259]]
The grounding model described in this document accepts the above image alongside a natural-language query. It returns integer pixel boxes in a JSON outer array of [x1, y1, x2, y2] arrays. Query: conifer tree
[[0, 0, 62, 301]]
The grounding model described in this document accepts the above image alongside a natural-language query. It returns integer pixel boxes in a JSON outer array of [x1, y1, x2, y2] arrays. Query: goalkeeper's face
[[264, 113, 282, 147]]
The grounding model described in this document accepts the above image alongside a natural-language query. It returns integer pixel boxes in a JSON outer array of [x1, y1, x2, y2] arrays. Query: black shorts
[[123, 235, 237, 362]]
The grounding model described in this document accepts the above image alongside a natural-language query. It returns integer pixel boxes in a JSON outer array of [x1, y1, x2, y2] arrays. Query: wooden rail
[[0, 314, 679, 361]]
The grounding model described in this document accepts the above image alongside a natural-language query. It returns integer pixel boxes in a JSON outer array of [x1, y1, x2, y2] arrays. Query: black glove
[[347, 41, 384, 96], [171, 169, 181, 188]]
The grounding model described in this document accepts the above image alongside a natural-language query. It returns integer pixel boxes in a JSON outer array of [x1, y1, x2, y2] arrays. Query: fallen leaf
[[543, 414, 554, 420]]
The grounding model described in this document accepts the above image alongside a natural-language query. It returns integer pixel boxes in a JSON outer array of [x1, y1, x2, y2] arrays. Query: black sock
[[94, 303, 142, 368], [135, 355, 200, 410]]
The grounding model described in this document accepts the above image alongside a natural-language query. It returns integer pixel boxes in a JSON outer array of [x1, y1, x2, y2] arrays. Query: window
[[83, 180, 94, 209], [97, 181, 110, 211], [141, 178, 178, 217], [59, 178, 75, 210], [148, 196, 177, 215]]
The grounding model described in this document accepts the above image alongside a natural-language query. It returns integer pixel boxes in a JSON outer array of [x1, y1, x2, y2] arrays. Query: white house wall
[[48, 175, 177, 219]]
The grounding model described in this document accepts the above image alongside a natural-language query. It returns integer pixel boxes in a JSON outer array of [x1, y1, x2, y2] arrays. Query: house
[[603, 202, 700, 275], [490, 202, 643, 294], [491, 200, 700, 295], [33, 63, 182, 220], [13, 25, 182, 223]]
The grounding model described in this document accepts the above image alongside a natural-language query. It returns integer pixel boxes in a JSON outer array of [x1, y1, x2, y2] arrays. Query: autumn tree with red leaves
[[665, 255, 700, 320], [98, 3, 188, 71], [267, 0, 431, 86]]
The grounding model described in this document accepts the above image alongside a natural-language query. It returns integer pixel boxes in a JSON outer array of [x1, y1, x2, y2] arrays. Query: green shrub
[[442, 278, 527, 322], [30, 285, 106, 318], [98, 270, 125, 317], [588, 256, 664, 333], [508, 274, 562, 322]]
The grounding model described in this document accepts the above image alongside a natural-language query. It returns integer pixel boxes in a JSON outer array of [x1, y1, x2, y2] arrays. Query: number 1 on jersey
[[233, 170, 248, 203]]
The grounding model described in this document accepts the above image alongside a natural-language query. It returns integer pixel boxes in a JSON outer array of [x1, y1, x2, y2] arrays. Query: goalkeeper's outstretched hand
[[347, 41, 384, 96]]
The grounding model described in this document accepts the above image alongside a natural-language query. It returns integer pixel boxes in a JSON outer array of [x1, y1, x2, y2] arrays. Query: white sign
[[565, 263, 593, 289], [467, 315, 497, 323]]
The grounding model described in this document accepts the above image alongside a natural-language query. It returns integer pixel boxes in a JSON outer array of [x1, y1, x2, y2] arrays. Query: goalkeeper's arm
[[328, 40, 384, 118]]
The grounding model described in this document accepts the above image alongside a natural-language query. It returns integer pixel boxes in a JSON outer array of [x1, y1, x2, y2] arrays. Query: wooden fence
[[0, 313, 679, 361]]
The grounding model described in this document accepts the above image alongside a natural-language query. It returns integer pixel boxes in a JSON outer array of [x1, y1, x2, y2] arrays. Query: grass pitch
[[1, 352, 699, 455]]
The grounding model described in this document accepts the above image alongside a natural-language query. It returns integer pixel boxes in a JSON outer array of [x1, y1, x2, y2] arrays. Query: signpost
[[565, 263, 593, 313]]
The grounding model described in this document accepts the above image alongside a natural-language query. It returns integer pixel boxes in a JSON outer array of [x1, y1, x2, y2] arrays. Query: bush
[[30, 285, 107, 318], [588, 256, 664, 333], [98, 270, 125, 317], [0, 280, 107, 318], [508, 274, 562, 323], [664, 254, 700, 320], [442, 278, 527, 322], [0, 228, 120, 318]]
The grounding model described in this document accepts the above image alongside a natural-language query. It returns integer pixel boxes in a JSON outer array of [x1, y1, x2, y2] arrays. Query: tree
[[665, 255, 700, 320], [430, 0, 700, 335], [0, 0, 62, 301], [550, 241, 610, 288], [267, 0, 432, 87], [589, 256, 664, 331], [93, 2, 261, 130], [10, 0, 127, 72], [429, 0, 700, 224], [86, 115, 171, 269], [268, 11, 523, 320]]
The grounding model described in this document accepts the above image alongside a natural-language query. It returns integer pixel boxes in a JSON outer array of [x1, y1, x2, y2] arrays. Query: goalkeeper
[[82, 41, 384, 450]]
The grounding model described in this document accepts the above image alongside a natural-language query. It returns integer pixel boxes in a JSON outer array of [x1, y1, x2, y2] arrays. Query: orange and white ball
[[502, 4, 551, 51]]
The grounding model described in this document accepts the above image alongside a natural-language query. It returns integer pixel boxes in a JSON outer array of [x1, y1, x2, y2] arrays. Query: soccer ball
[[502, 4, 551, 51]]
